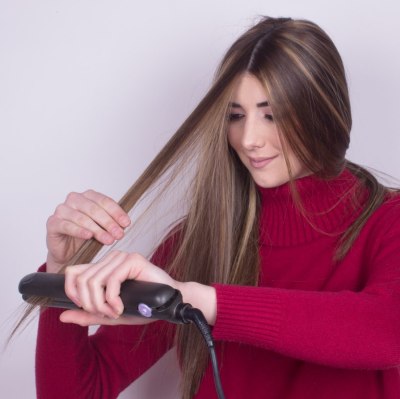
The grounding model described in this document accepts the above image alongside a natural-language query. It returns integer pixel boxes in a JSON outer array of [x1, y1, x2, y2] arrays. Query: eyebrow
[[230, 101, 270, 108]]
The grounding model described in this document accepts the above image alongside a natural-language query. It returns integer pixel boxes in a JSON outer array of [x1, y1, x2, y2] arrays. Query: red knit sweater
[[36, 169, 400, 398]]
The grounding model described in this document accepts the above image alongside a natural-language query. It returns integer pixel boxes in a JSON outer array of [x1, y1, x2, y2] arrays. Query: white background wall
[[1, 1, 399, 398]]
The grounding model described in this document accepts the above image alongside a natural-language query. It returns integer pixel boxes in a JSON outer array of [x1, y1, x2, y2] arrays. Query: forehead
[[231, 72, 269, 104]]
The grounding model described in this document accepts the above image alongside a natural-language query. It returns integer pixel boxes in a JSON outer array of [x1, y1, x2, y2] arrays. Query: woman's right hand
[[45, 190, 131, 273]]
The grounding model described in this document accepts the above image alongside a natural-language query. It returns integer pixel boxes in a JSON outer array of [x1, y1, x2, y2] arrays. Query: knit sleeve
[[35, 234, 179, 399], [36, 308, 173, 399], [212, 199, 400, 370]]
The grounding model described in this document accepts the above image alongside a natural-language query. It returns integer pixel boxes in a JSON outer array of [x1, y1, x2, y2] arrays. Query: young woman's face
[[227, 73, 309, 188]]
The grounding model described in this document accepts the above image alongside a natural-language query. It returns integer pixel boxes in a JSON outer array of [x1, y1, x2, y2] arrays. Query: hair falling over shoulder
[[16, 16, 395, 398]]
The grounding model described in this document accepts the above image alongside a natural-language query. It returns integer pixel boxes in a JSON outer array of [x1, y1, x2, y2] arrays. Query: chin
[[253, 175, 290, 189]]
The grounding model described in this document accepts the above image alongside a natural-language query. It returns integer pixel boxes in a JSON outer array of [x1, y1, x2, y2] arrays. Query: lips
[[249, 156, 278, 169]]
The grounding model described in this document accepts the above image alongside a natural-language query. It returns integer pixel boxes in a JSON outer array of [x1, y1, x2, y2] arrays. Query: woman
[[33, 16, 400, 398]]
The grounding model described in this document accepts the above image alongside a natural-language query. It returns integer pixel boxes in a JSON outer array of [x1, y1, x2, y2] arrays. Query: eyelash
[[228, 113, 274, 122]]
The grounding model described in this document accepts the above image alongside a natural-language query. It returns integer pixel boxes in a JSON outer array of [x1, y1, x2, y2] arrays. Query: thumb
[[59, 309, 109, 327], [59, 309, 153, 327]]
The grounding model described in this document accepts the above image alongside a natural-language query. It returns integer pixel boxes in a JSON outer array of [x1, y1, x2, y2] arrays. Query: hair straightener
[[18, 272, 226, 399], [19, 272, 186, 323]]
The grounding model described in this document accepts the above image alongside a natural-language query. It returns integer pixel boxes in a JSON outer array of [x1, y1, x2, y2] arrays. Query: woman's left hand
[[59, 250, 179, 327]]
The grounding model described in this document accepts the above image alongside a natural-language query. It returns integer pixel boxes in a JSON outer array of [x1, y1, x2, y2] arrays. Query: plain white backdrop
[[1, 1, 399, 398]]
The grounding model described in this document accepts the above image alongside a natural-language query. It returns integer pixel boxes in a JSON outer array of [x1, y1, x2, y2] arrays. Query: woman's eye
[[265, 114, 274, 121], [228, 113, 243, 122]]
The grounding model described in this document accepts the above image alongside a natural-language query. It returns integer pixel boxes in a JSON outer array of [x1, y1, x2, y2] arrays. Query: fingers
[[63, 250, 175, 327], [82, 190, 131, 229], [65, 251, 124, 319], [46, 189, 131, 268], [62, 190, 130, 244], [47, 215, 93, 241]]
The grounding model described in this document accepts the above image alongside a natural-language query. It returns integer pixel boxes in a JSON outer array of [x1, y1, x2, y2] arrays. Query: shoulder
[[359, 191, 400, 246], [370, 191, 400, 227]]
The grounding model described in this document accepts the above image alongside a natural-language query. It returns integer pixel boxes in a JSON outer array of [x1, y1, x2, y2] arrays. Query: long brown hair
[[17, 16, 391, 398]]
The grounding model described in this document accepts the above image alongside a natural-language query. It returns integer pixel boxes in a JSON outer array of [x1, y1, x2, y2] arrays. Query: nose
[[241, 117, 265, 150]]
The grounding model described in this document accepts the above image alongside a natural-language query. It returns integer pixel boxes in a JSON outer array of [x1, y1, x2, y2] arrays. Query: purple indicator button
[[138, 303, 152, 318]]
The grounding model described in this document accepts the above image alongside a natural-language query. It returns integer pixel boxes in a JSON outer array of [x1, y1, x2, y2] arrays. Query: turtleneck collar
[[257, 168, 367, 247]]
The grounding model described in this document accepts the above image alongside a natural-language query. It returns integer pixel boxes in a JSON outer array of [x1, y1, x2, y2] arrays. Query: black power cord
[[177, 304, 226, 399]]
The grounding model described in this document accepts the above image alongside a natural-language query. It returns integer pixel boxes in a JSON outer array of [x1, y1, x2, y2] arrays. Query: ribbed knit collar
[[257, 169, 367, 247]]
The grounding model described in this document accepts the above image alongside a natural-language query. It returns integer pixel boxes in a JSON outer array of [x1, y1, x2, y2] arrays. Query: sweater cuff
[[211, 284, 284, 349]]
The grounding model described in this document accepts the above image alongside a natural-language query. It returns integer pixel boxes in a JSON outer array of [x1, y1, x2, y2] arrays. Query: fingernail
[[102, 233, 114, 244], [111, 227, 123, 239], [119, 216, 130, 227]]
